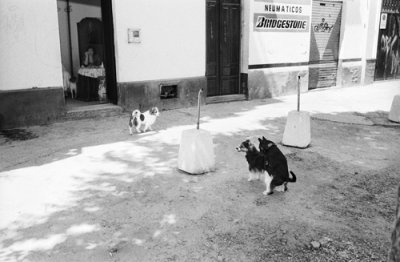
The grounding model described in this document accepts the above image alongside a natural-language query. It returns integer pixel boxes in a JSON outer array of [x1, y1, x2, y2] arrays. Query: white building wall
[[0, 0, 63, 90], [366, 0, 382, 59], [246, 0, 312, 98], [112, 0, 206, 83], [249, 0, 312, 65], [338, 0, 363, 60]]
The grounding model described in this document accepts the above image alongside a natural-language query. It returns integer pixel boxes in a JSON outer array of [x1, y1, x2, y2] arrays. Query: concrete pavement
[[0, 81, 399, 261]]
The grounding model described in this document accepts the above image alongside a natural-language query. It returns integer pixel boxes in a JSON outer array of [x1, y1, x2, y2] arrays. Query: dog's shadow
[[130, 130, 158, 137], [254, 191, 288, 206]]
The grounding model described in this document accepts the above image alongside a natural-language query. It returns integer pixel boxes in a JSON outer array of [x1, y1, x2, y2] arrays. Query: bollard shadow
[[0, 93, 399, 261]]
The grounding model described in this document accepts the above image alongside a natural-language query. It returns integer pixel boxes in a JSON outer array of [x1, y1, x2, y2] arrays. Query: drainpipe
[[66, 0, 74, 77]]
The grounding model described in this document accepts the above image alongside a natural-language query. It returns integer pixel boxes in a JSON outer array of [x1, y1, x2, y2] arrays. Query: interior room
[[57, 0, 108, 110]]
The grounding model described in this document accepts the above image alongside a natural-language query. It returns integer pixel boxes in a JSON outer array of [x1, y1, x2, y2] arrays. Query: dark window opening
[[160, 84, 178, 99]]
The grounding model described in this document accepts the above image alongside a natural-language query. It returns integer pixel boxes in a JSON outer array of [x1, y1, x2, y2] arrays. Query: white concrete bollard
[[282, 110, 311, 148], [389, 95, 400, 123], [178, 129, 215, 174]]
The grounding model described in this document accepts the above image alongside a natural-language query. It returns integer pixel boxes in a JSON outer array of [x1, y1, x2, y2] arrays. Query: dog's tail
[[131, 110, 141, 127], [132, 109, 141, 117], [288, 171, 297, 182]]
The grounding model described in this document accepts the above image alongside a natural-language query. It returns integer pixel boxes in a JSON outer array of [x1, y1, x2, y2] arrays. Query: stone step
[[64, 103, 124, 120], [206, 94, 247, 104]]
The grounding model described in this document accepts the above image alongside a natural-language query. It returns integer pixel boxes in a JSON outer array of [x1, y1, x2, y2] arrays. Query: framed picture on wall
[[128, 28, 141, 43]]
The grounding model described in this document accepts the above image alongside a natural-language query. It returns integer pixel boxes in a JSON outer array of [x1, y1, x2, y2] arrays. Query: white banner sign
[[253, 0, 311, 32]]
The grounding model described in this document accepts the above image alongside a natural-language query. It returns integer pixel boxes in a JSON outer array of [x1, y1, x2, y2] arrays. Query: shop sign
[[253, 0, 311, 32], [254, 14, 309, 32]]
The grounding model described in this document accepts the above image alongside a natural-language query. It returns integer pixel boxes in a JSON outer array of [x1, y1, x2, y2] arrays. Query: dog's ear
[[258, 138, 262, 143], [262, 136, 266, 141]]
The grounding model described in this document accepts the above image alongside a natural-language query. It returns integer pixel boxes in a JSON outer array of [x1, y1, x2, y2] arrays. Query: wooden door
[[206, 0, 241, 97], [309, 0, 342, 89], [101, 0, 118, 104]]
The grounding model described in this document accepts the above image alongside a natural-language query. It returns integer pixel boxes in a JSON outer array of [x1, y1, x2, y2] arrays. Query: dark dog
[[236, 139, 273, 195], [258, 136, 296, 194]]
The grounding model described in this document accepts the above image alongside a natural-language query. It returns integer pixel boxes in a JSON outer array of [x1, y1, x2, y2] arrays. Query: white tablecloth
[[78, 67, 105, 78]]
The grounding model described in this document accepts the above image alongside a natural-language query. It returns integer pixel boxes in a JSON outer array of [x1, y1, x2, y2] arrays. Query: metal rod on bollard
[[297, 75, 301, 112], [197, 88, 203, 130]]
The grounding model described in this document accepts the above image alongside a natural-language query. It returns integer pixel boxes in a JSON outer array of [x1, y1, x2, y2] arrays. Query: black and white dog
[[236, 139, 272, 195], [129, 107, 160, 134], [258, 136, 296, 194], [236, 138, 296, 195]]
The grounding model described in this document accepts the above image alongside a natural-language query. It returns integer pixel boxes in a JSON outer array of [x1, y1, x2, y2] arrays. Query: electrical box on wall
[[128, 28, 141, 43]]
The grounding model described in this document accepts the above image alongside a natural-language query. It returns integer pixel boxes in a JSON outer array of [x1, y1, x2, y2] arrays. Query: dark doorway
[[101, 0, 118, 104], [206, 0, 241, 97], [375, 12, 400, 81], [57, 0, 118, 108]]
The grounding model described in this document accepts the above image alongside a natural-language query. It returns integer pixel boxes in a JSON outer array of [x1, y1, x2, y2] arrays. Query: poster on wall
[[380, 13, 387, 29], [253, 0, 311, 32], [375, 13, 400, 80]]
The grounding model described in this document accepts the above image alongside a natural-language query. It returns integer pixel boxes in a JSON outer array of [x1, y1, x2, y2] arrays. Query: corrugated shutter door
[[309, 0, 342, 89]]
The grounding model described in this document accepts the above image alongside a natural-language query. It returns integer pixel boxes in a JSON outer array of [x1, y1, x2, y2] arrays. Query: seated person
[[83, 46, 102, 67]]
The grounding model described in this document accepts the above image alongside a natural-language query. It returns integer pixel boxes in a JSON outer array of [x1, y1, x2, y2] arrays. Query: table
[[77, 67, 106, 101]]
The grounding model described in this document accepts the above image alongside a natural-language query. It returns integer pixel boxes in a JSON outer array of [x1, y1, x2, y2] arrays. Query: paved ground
[[0, 82, 400, 261]]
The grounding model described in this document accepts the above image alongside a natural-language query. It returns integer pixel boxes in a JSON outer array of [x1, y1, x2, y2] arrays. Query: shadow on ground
[[0, 100, 400, 261]]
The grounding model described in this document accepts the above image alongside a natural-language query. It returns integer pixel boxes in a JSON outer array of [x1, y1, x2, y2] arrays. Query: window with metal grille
[[160, 84, 178, 99]]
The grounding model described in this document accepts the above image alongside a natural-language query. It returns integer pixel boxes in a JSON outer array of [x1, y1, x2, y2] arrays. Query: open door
[[57, 0, 118, 106], [101, 0, 118, 104]]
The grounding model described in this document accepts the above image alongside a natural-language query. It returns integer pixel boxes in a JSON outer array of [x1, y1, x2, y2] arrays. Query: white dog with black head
[[129, 107, 160, 134]]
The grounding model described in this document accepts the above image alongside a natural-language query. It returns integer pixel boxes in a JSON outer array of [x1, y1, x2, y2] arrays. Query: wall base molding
[[0, 87, 65, 130], [118, 76, 207, 112]]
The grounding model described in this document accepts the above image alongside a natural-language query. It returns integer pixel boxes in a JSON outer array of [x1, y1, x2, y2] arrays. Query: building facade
[[0, 0, 396, 129]]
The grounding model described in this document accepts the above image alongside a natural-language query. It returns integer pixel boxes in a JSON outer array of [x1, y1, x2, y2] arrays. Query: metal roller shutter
[[309, 0, 342, 89]]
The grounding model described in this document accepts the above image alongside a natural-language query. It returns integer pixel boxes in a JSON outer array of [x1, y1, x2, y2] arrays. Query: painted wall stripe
[[340, 58, 362, 63], [248, 59, 355, 69], [248, 62, 309, 69]]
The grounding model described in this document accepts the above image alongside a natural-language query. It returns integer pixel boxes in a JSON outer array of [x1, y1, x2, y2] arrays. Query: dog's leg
[[275, 184, 285, 192], [148, 125, 153, 131], [129, 126, 133, 135], [270, 179, 283, 193], [263, 173, 273, 195], [284, 182, 288, 192]]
